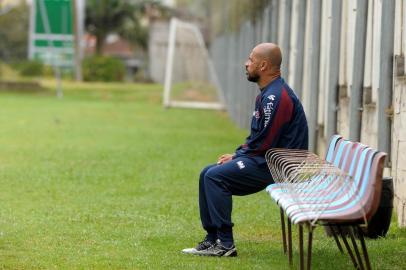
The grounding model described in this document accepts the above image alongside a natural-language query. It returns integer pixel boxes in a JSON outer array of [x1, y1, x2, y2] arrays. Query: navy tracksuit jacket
[[199, 77, 309, 245]]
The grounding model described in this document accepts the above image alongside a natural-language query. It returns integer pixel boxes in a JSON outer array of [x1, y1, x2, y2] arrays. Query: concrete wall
[[149, 20, 213, 89], [393, 0, 406, 227], [148, 21, 169, 83]]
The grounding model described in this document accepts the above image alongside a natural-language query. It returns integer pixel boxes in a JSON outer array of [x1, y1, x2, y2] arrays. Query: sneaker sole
[[182, 248, 213, 256], [196, 248, 238, 257], [222, 249, 237, 257]]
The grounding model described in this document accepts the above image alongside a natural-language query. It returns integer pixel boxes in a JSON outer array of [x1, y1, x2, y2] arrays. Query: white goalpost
[[163, 18, 225, 110]]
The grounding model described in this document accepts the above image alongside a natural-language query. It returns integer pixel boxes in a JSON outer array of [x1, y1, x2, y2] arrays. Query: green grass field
[[0, 80, 405, 269]]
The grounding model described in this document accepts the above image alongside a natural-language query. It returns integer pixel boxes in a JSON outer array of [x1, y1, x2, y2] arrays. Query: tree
[[85, 0, 151, 54], [0, 2, 29, 62]]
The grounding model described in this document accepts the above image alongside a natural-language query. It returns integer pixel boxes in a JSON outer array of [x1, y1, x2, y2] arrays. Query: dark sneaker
[[182, 238, 215, 255], [198, 239, 237, 257]]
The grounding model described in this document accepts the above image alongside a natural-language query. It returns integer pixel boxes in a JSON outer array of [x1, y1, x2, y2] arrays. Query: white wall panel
[[339, 0, 349, 86], [363, 0, 374, 88], [346, 0, 357, 89], [288, 0, 301, 87], [318, 0, 331, 127], [371, 0, 382, 103], [393, 0, 406, 227], [302, 0, 312, 112]]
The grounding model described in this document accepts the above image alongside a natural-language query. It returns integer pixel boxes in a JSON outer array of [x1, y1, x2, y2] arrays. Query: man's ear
[[260, 61, 268, 71]]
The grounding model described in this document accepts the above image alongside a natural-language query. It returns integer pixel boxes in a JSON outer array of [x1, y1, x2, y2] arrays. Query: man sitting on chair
[[182, 43, 309, 257]]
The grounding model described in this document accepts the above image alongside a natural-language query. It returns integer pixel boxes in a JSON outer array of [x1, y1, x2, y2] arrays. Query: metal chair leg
[[288, 218, 293, 265], [307, 225, 314, 270], [299, 224, 304, 270], [280, 207, 287, 254], [349, 227, 365, 270], [357, 226, 372, 270], [338, 226, 359, 269]]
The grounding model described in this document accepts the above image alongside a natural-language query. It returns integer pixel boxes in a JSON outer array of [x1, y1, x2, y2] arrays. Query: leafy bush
[[82, 56, 125, 82], [18, 60, 44, 77], [0, 62, 20, 80], [42, 65, 55, 77]]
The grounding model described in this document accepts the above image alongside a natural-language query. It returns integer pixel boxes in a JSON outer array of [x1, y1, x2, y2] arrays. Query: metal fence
[[210, 0, 406, 226], [210, 0, 394, 156]]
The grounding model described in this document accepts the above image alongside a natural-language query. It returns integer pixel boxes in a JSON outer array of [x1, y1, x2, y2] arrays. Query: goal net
[[163, 18, 225, 110]]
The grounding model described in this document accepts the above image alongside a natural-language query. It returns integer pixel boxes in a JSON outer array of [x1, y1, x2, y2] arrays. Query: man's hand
[[217, 154, 234, 165]]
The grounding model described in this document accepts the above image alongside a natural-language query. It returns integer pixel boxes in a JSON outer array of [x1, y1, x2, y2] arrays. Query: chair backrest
[[327, 138, 352, 167], [326, 135, 387, 222], [360, 151, 387, 220], [325, 135, 342, 162]]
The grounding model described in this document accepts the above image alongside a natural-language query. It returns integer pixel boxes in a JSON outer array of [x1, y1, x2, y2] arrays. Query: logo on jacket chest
[[236, 160, 245, 169], [264, 101, 275, 127], [267, 95, 275, 101]]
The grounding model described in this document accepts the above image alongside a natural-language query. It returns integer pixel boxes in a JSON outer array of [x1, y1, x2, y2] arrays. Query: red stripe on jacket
[[257, 87, 294, 153]]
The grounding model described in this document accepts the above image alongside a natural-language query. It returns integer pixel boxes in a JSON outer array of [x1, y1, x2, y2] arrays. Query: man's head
[[245, 43, 282, 86]]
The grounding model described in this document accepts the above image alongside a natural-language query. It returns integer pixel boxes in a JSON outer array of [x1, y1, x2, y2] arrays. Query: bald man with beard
[[182, 43, 309, 257]]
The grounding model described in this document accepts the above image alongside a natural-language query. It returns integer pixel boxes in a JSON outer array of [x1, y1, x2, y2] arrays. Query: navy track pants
[[199, 156, 274, 243]]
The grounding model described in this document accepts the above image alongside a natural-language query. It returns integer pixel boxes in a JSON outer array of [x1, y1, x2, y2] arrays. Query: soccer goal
[[163, 18, 225, 110]]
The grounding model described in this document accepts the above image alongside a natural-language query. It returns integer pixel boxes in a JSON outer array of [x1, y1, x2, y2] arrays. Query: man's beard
[[246, 72, 260, 82]]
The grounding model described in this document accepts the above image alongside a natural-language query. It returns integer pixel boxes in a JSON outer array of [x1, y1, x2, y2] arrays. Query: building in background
[[84, 33, 142, 81]]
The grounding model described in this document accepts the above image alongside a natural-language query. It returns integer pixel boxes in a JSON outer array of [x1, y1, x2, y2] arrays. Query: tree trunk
[[95, 32, 105, 55]]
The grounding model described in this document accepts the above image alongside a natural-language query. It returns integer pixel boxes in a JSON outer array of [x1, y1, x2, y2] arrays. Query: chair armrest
[[265, 148, 329, 183]]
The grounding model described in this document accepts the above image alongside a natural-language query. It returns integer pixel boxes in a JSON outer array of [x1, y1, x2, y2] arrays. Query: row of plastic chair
[[265, 135, 387, 270]]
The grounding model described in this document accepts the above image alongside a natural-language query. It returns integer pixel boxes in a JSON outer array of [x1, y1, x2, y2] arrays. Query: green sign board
[[29, 0, 74, 68]]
